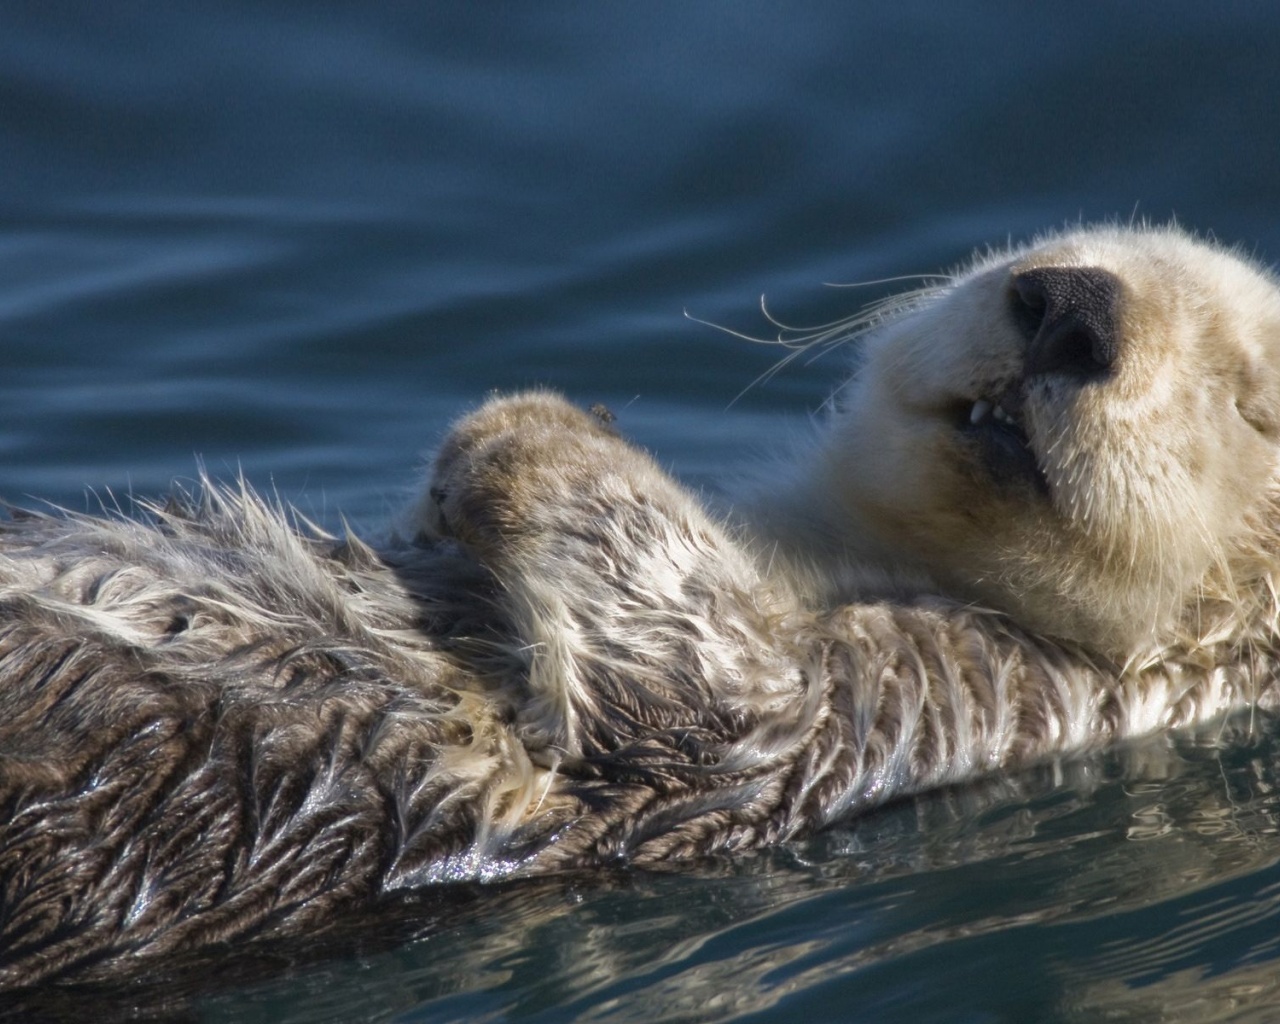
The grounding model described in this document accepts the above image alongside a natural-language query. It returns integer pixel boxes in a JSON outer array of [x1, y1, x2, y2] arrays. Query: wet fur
[[3, 225, 1280, 988]]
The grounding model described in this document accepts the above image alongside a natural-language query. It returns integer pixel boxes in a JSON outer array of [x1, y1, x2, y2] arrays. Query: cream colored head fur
[[751, 226, 1280, 655]]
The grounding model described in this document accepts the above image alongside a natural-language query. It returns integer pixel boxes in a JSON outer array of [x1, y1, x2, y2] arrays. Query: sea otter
[[1, 224, 1278, 988]]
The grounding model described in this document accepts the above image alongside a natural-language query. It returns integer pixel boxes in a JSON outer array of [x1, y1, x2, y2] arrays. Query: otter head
[[823, 226, 1280, 654]]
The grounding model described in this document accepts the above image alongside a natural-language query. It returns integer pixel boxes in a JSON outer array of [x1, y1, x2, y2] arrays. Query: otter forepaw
[[414, 390, 623, 563]]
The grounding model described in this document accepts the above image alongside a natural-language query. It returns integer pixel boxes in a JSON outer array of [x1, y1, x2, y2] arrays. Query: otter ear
[[1236, 354, 1280, 439]]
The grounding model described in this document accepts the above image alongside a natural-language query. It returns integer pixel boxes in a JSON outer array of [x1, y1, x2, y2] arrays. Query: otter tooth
[[994, 405, 1010, 424], [970, 399, 993, 425]]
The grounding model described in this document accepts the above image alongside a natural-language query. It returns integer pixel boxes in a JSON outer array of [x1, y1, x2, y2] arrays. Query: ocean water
[[5, 3, 1280, 1021]]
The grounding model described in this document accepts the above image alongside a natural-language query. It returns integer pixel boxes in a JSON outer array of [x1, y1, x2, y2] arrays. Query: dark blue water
[[5, 3, 1280, 1020]]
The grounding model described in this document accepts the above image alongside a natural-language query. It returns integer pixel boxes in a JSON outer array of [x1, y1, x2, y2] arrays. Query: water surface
[[4, 3, 1280, 1021]]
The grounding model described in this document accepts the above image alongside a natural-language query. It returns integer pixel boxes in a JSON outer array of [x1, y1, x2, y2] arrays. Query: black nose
[[1009, 266, 1122, 377]]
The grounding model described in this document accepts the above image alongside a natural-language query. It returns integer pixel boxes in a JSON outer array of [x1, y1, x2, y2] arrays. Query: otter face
[[826, 227, 1280, 652]]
